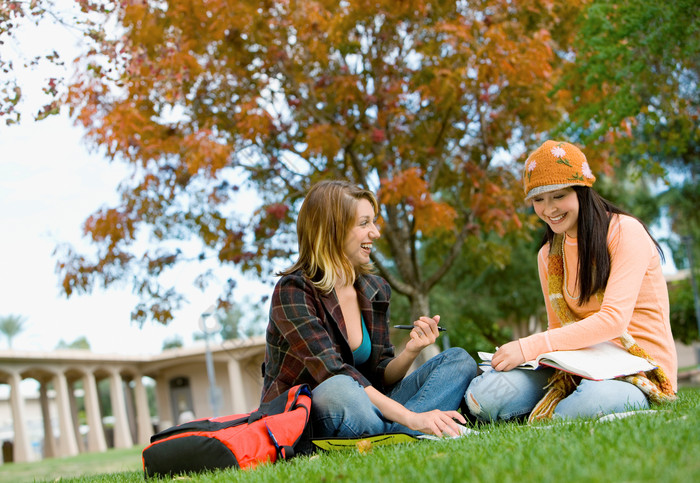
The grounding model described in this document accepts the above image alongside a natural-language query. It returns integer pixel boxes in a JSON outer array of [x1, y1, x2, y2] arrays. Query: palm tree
[[0, 314, 27, 349]]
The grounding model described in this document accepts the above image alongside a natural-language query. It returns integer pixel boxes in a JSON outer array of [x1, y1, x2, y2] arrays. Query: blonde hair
[[280, 180, 379, 293]]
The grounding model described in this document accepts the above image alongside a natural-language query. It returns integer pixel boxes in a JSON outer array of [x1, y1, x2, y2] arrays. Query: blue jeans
[[465, 368, 650, 422], [311, 347, 477, 437]]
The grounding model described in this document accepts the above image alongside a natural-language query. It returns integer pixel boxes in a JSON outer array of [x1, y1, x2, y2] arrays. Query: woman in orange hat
[[465, 140, 677, 422]]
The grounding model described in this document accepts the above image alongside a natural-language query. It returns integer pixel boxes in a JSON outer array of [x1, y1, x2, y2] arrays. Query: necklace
[[561, 236, 580, 300]]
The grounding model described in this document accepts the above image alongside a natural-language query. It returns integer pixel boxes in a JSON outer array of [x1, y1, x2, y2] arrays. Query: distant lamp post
[[199, 305, 222, 417]]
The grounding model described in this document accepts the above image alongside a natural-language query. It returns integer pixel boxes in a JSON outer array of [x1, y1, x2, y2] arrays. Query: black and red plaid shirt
[[260, 270, 395, 403]]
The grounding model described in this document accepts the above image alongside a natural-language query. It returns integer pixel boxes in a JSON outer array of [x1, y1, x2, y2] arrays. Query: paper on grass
[[416, 424, 479, 440]]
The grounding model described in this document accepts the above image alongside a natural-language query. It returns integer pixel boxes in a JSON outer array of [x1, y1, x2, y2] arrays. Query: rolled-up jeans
[[311, 347, 477, 437], [465, 367, 649, 422]]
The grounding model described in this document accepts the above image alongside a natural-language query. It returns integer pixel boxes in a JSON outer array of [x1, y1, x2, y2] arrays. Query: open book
[[478, 341, 657, 381]]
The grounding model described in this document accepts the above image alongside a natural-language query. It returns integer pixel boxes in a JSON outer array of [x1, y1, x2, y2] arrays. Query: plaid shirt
[[260, 270, 395, 403]]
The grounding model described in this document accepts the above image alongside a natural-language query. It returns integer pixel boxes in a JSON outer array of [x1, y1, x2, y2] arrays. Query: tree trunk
[[409, 290, 441, 367]]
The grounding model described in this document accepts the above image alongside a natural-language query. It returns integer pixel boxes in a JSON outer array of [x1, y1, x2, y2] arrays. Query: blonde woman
[[261, 180, 476, 438]]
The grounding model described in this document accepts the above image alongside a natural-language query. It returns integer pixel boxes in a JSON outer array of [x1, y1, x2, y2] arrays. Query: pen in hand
[[394, 325, 447, 332]]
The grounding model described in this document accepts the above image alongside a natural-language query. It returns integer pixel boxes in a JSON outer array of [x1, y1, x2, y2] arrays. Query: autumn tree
[[7, 1, 588, 326]]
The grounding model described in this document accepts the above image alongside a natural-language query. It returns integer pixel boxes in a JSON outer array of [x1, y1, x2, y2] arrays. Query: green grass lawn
[[2, 387, 698, 483]]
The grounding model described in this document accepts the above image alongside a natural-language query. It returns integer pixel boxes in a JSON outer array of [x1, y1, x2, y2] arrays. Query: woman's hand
[[364, 386, 465, 438], [403, 315, 441, 354], [383, 314, 442, 386], [491, 340, 526, 371], [404, 409, 466, 437]]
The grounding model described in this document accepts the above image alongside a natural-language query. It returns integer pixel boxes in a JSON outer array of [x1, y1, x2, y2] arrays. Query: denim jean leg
[[465, 368, 554, 422], [553, 379, 649, 419], [385, 347, 476, 433], [310, 375, 388, 438]]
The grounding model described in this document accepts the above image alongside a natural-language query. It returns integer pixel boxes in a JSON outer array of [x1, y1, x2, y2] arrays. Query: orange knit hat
[[523, 140, 596, 201]]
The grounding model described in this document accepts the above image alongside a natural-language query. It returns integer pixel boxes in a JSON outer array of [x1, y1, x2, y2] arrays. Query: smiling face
[[343, 198, 380, 268], [531, 187, 580, 238]]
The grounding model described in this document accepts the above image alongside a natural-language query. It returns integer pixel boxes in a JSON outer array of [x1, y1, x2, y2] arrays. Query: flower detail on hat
[[551, 143, 572, 167], [581, 161, 594, 179], [551, 145, 567, 158], [526, 160, 536, 181]]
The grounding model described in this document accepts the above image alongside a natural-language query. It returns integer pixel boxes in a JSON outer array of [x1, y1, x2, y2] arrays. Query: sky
[[0, 11, 270, 356]]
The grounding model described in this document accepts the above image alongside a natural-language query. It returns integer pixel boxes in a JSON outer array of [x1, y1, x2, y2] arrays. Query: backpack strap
[[149, 415, 249, 442], [265, 422, 295, 460], [247, 410, 263, 423], [258, 384, 312, 415], [259, 384, 312, 459]]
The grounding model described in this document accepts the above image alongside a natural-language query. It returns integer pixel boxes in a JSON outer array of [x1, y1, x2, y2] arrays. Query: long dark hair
[[541, 186, 664, 305]]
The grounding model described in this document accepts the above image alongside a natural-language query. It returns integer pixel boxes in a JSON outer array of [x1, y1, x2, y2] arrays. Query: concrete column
[[123, 378, 137, 443], [83, 372, 107, 453], [227, 358, 248, 414], [133, 376, 153, 444], [154, 375, 173, 431], [53, 373, 79, 457], [67, 379, 86, 453], [8, 372, 32, 462], [39, 379, 57, 458], [109, 370, 133, 448]]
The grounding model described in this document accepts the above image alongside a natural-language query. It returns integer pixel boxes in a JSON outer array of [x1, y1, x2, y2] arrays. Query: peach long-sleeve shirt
[[519, 214, 677, 391]]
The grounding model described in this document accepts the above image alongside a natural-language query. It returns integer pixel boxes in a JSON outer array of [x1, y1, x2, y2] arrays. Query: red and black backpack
[[142, 384, 313, 478]]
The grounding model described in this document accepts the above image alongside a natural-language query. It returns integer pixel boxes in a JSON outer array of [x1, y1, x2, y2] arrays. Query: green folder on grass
[[312, 432, 420, 451]]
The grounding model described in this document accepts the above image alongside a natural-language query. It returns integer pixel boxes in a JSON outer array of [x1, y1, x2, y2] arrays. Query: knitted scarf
[[528, 234, 676, 422]]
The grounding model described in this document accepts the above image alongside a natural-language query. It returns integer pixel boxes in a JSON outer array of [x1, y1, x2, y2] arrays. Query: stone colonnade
[[0, 352, 153, 462], [0, 338, 266, 463]]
